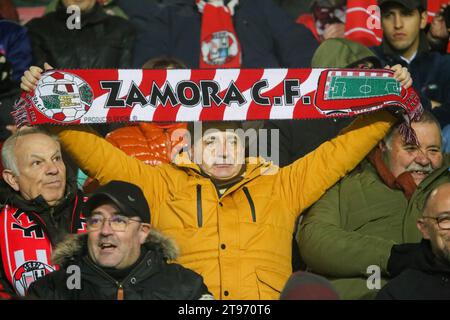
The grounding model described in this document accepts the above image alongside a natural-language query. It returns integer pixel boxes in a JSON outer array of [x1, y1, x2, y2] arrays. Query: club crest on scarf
[[32, 71, 93, 123], [197, 0, 242, 68], [201, 31, 240, 66], [13, 261, 54, 296]]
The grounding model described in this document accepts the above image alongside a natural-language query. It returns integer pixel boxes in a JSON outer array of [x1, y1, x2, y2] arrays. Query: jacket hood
[[311, 38, 381, 68], [51, 227, 180, 266]]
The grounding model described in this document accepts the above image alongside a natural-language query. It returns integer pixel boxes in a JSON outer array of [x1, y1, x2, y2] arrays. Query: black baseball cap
[[85, 181, 150, 223], [378, 0, 427, 11]]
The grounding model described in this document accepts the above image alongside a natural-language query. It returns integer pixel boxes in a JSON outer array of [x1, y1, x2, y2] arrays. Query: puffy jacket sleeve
[[278, 110, 396, 215], [52, 125, 170, 207], [297, 183, 395, 278]]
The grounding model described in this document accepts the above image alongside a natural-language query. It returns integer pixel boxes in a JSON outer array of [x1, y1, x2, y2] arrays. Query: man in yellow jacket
[[21, 64, 411, 299]]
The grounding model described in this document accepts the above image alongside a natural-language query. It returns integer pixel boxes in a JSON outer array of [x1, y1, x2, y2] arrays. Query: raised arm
[[297, 182, 395, 278], [279, 110, 396, 216]]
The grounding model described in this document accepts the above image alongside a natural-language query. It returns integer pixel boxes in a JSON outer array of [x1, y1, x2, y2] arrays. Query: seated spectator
[[26, 0, 135, 69], [297, 0, 346, 43], [373, 0, 450, 128], [298, 110, 450, 299], [377, 183, 450, 299], [124, 0, 318, 69], [27, 180, 212, 300], [22, 62, 421, 299], [0, 127, 86, 297]]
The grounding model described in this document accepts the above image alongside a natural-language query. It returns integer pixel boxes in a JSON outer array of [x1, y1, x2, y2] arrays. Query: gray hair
[[2, 127, 60, 176]]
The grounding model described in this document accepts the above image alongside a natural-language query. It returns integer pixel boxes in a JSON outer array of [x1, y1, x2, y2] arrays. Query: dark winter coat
[[0, 178, 86, 296], [26, 2, 135, 69], [27, 229, 211, 300], [376, 240, 450, 300], [121, 0, 318, 68]]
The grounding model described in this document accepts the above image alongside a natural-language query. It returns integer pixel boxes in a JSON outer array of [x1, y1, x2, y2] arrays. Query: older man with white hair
[[0, 127, 86, 297]]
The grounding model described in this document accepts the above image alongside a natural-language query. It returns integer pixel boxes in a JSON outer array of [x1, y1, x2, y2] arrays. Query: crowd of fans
[[0, 0, 449, 300]]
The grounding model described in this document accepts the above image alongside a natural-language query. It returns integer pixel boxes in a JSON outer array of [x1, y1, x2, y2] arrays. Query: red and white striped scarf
[[197, 0, 241, 68], [0, 198, 86, 296]]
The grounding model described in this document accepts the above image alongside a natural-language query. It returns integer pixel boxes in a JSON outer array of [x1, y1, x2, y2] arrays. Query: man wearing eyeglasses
[[377, 182, 450, 299], [27, 180, 212, 300]]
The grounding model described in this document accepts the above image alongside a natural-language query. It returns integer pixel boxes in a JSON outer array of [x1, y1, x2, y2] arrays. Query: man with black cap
[[27, 180, 212, 300], [373, 0, 450, 128]]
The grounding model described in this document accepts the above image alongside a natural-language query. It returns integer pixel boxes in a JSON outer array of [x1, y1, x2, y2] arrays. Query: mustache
[[406, 163, 433, 174]]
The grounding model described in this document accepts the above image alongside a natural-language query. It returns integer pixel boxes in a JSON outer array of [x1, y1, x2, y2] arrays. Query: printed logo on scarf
[[13, 260, 54, 296], [31, 71, 93, 123], [201, 31, 239, 65]]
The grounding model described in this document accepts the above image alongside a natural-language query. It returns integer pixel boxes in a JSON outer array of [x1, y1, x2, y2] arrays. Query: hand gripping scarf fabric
[[13, 68, 423, 143]]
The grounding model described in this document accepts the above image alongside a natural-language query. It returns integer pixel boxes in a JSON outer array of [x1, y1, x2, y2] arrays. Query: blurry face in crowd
[[3, 133, 66, 206], [380, 4, 427, 60], [417, 184, 450, 263], [192, 130, 245, 182], [87, 203, 150, 269], [62, 0, 96, 12], [381, 121, 443, 186]]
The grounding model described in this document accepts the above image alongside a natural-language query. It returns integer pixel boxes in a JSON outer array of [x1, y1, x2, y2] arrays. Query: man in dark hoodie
[[0, 127, 86, 297], [27, 180, 212, 300], [377, 182, 450, 299]]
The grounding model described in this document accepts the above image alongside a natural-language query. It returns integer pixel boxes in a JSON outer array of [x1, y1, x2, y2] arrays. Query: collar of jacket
[[51, 226, 179, 267], [55, 1, 109, 26], [0, 175, 78, 217], [363, 153, 450, 194], [380, 30, 430, 64], [389, 239, 450, 277]]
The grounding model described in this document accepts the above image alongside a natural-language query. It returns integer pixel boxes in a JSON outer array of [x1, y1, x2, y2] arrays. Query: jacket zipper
[[85, 257, 123, 299], [243, 187, 256, 223], [84, 253, 151, 300], [117, 285, 124, 300], [196, 185, 203, 227]]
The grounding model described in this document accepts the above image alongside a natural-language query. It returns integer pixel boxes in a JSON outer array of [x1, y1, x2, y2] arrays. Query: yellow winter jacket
[[55, 111, 395, 300]]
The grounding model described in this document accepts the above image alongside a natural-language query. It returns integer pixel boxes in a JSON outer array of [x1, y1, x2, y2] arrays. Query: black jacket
[[28, 230, 211, 300], [120, 0, 318, 68], [372, 36, 450, 128], [26, 2, 135, 69], [377, 240, 450, 300], [0, 178, 86, 296]]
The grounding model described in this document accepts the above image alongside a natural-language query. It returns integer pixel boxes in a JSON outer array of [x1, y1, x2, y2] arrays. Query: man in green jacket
[[298, 110, 450, 299]]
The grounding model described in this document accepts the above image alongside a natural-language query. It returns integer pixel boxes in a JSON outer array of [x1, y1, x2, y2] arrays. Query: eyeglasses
[[422, 214, 450, 230], [86, 215, 142, 232]]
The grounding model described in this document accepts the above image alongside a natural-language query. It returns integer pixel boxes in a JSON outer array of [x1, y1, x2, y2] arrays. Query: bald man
[[377, 182, 450, 299]]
